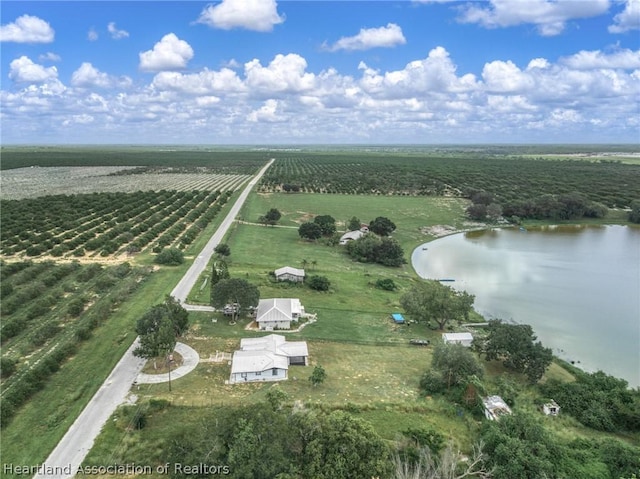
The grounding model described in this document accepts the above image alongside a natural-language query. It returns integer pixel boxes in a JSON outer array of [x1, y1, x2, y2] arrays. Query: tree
[[347, 216, 361, 231], [400, 281, 475, 330], [478, 320, 552, 383], [430, 342, 484, 390], [154, 248, 184, 266], [369, 216, 396, 236], [309, 365, 326, 387], [264, 208, 282, 224], [307, 275, 330, 291], [134, 306, 177, 369], [163, 295, 189, 336], [466, 203, 487, 221], [313, 215, 337, 236], [214, 243, 231, 257], [210, 278, 260, 322], [299, 222, 322, 241], [300, 411, 391, 479], [266, 386, 288, 411], [345, 234, 406, 267], [486, 203, 503, 222], [481, 412, 556, 479]]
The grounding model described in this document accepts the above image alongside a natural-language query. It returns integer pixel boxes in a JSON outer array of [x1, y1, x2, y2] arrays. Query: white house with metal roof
[[255, 298, 305, 330], [274, 266, 305, 283], [229, 334, 308, 384]]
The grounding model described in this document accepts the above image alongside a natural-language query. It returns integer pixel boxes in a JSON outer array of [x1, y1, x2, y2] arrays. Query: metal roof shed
[[392, 313, 405, 324]]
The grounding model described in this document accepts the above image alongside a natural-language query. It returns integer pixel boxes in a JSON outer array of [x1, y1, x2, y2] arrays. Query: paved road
[[170, 158, 274, 304], [33, 339, 146, 479], [33, 159, 273, 479]]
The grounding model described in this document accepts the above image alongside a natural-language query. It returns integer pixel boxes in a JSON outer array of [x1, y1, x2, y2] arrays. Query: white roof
[[339, 230, 365, 242], [256, 298, 303, 323], [275, 266, 305, 277], [230, 350, 289, 374], [442, 332, 474, 341], [483, 395, 512, 418], [240, 334, 308, 358]]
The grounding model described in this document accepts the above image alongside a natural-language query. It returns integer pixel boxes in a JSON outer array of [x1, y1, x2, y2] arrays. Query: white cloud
[[609, 0, 640, 32], [39, 52, 61, 62], [8, 56, 58, 83], [325, 23, 406, 51], [457, 0, 610, 36], [71, 62, 132, 89], [108, 22, 129, 39], [482, 60, 534, 92], [139, 33, 194, 72], [152, 68, 245, 94], [197, 0, 284, 32], [245, 54, 316, 95], [0, 14, 54, 43], [247, 99, 284, 122], [1, 47, 639, 144], [561, 48, 640, 69], [88, 28, 98, 41], [358, 47, 478, 97]]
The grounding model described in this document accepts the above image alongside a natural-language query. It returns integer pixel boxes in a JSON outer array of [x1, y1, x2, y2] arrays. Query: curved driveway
[[136, 342, 199, 384], [34, 159, 273, 479]]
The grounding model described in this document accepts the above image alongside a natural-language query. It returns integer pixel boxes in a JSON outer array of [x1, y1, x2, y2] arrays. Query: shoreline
[[410, 223, 639, 388]]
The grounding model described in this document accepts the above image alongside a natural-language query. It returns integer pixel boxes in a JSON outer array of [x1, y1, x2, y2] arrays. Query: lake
[[412, 225, 640, 387]]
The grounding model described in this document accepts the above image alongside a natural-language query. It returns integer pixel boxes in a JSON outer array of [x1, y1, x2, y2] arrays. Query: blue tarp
[[392, 313, 405, 324]]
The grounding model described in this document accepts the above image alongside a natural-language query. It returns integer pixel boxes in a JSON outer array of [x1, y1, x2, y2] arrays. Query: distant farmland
[[0, 166, 250, 200]]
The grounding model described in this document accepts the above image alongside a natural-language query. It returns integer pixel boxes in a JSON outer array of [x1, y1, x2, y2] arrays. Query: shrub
[[1, 356, 18, 378], [154, 248, 184, 266], [308, 275, 330, 291], [375, 278, 396, 291]]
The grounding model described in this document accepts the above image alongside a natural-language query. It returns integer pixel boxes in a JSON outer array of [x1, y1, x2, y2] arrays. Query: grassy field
[[4, 149, 638, 476]]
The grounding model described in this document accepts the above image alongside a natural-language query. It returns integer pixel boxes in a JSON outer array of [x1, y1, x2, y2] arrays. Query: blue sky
[[1, 0, 639, 144]]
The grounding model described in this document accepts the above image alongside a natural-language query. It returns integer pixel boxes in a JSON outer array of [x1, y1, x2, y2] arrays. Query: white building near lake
[[442, 332, 474, 347]]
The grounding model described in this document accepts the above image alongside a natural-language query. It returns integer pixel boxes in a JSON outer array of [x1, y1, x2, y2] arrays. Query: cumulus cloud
[[8, 56, 58, 82], [245, 54, 316, 95], [152, 68, 245, 94], [0, 14, 54, 43], [482, 60, 534, 92], [358, 46, 478, 97], [197, 0, 285, 32], [139, 33, 194, 72], [2, 47, 639, 144], [561, 48, 640, 69], [71, 62, 132, 89], [325, 23, 406, 51], [609, 0, 640, 33], [247, 99, 284, 122], [108, 22, 129, 39], [457, 0, 610, 36]]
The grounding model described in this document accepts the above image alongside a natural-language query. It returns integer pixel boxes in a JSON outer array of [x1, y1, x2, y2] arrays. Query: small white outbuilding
[[442, 332, 474, 347]]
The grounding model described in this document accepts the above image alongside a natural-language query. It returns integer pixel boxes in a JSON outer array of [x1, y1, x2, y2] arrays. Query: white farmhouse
[[256, 298, 305, 331], [229, 334, 308, 384]]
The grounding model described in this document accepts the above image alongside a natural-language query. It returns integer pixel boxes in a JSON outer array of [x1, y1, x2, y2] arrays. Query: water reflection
[[412, 225, 640, 387]]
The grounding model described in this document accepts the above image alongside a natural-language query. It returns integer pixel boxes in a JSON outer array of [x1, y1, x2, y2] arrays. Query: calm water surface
[[412, 225, 640, 387]]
